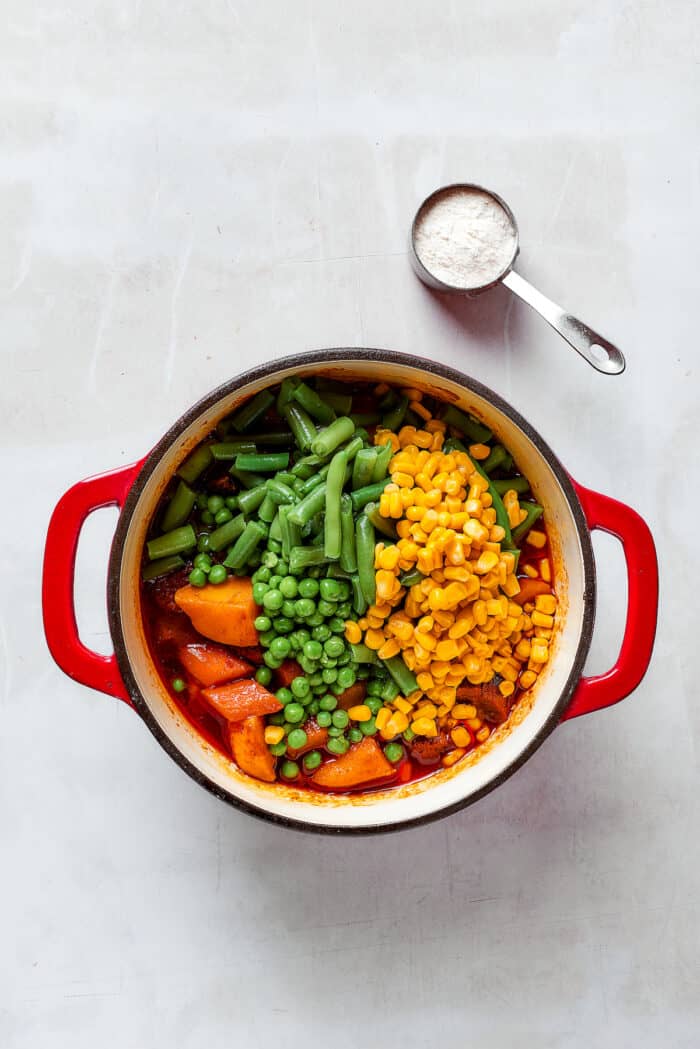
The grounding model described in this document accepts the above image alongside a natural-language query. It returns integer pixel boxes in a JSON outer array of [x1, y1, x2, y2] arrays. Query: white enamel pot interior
[[108, 350, 595, 833]]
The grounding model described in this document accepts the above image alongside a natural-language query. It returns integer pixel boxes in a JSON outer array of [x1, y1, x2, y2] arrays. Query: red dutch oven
[[42, 350, 658, 833]]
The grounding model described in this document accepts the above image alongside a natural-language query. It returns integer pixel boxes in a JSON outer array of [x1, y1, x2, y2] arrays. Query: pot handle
[[42, 461, 144, 706], [562, 481, 658, 720]]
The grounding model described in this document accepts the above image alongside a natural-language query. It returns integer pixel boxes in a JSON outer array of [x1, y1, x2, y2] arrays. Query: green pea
[[327, 726, 343, 738], [255, 666, 272, 686], [336, 582, 351, 602], [225, 496, 238, 511], [252, 582, 269, 604], [319, 578, 341, 602], [267, 539, 282, 554], [280, 760, 299, 779], [209, 564, 228, 585], [259, 630, 276, 646], [172, 677, 186, 693], [384, 742, 403, 763], [269, 741, 287, 757], [319, 653, 337, 669], [214, 508, 233, 525], [284, 702, 305, 724], [324, 636, 345, 659], [336, 666, 356, 690], [403, 727, 415, 742], [298, 578, 319, 598], [276, 688, 293, 705], [329, 617, 346, 635], [295, 598, 316, 618], [311, 624, 331, 643], [303, 640, 323, 661], [201, 510, 215, 525], [279, 576, 298, 599], [268, 574, 282, 589], [360, 717, 377, 736], [277, 561, 290, 576], [366, 681, 384, 697], [319, 695, 338, 712], [331, 709, 349, 729], [317, 599, 336, 617], [327, 737, 349, 756], [281, 599, 297, 618], [254, 615, 272, 633], [291, 676, 310, 699], [365, 696, 383, 715], [207, 495, 225, 514], [306, 612, 325, 627], [263, 651, 283, 669], [188, 568, 207, 588], [348, 727, 363, 743], [287, 728, 308, 750], [255, 566, 272, 583], [336, 601, 352, 619], [303, 750, 322, 771], [262, 551, 279, 568], [273, 616, 294, 634], [197, 534, 212, 553], [270, 637, 291, 660], [322, 668, 337, 683], [308, 699, 320, 716], [316, 711, 332, 728], [193, 553, 212, 572], [263, 589, 284, 612]]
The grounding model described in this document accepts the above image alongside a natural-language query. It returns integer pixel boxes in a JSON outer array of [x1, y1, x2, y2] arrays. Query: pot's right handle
[[42, 461, 144, 706], [562, 482, 658, 720]]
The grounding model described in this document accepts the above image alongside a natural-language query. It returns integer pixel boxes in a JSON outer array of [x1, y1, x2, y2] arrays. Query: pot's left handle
[[42, 461, 145, 706]]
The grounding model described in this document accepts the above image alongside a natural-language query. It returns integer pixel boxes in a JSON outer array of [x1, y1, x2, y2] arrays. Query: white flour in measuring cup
[[413, 187, 517, 290]]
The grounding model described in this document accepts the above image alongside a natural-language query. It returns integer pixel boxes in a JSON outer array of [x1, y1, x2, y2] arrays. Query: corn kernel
[[526, 530, 547, 549], [540, 558, 552, 582], [348, 704, 372, 722], [394, 696, 412, 715], [531, 610, 554, 629], [476, 726, 491, 743], [378, 638, 400, 660], [451, 726, 471, 748], [364, 628, 385, 650], [520, 670, 538, 689], [498, 681, 515, 698], [264, 725, 285, 745], [469, 443, 490, 460], [535, 594, 557, 615], [452, 703, 477, 719], [441, 748, 466, 768], [344, 621, 362, 644], [523, 564, 538, 578], [375, 707, 392, 731], [412, 716, 437, 737]]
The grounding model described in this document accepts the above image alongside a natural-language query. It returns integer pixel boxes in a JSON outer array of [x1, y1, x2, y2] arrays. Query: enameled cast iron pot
[[42, 350, 658, 833]]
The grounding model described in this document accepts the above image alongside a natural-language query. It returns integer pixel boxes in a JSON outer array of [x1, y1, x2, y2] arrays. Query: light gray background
[[2, 2, 696, 1047]]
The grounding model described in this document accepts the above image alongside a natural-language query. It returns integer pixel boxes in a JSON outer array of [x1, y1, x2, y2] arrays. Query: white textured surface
[[1, 3, 697, 1047]]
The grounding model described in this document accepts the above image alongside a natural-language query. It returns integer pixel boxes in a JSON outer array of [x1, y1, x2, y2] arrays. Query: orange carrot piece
[[174, 577, 259, 647], [335, 681, 367, 710], [286, 718, 329, 758], [229, 716, 276, 782], [202, 678, 282, 722], [311, 737, 395, 790], [177, 643, 252, 687], [276, 659, 303, 688], [512, 578, 552, 607]]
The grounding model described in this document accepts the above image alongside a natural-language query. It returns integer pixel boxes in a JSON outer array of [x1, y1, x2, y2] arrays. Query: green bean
[[492, 476, 530, 495], [311, 417, 355, 458], [266, 478, 296, 505], [350, 575, 368, 615], [350, 480, 389, 511], [141, 555, 185, 581], [355, 513, 376, 605], [236, 485, 267, 515], [234, 452, 289, 473], [364, 502, 398, 540], [277, 377, 301, 411], [512, 502, 544, 545], [223, 520, 266, 569], [441, 404, 492, 443], [383, 654, 418, 696], [339, 494, 357, 573], [382, 396, 408, 431], [258, 492, 277, 523], [352, 447, 378, 489], [288, 483, 327, 527], [282, 403, 317, 451], [248, 430, 294, 447], [278, 505, 292, 558], [210, 441, 257, 461], [324, 449, 347, 560], [289, 546, 331, 573], [350, 413, 381, 426], [349, 642, 377, 664], [268, 512, 282, 542], [147, 524, 197, 561], [371, 441, 393, 483], [342, 435, 365, 462], [482, 444, 508, 474], [160, 481, 197, 533], [177, 444, 213, 484], [228, 389, 275, 432], [322, 391, 352, 415], [229, 467, 266, 489], [399, 568, 424, 587], [207, 513, 246, 553], [292, 381, 336, 425], [472, 460, 513, 548], [298, 463, 330, 495]]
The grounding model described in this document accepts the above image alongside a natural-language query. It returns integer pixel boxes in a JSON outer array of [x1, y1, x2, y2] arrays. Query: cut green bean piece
[[492, 476, 530, 495], [278, 505, 292, 558], [229, 467, 266, 489], [441, 404, 492, 443], [210, 441, 257, 461], [383, 654, 418, 696], [371, 440, 393, 483], [349, 642, 378, 664], [266, 478, 296, 505], [161, 480, 197, 533], [223, 521, 267, 569], [234, 452, 290, 473], [324, 449, 347, 560], [236, 485, 267, 515], [147, 524, 197, 562], [322, 391, 352, 415], [277, 377, 301, 411], [342, 435, 365, 462], [350, 575, 368, 616], [142, 555, 185, 581], [177, 444, 213, 484], [268, 512, 282, 542], [512, 502, 544, 545], [472, 459, 513, 548], [282, 403, 317, 451], [399, 568, 424, 587], [350, 480, 390, 511], [248, 430, 294, 447], [288, 483, 327, 527], [289, 546, 331, 573], [482, 444, 508, 474], [382, 396, 408, 431], [292, 382, 336, 425], [258, 492, 277, 523], [339, 494, 357, 573], [299, 463, 330, 495], [352, 447, 377, 489], [311, 417, 355, 458], [365, 502, 398, 540], [355, 513, 376, 605], [350, 412, 381, 426], [229, 389, 275, 433], [207, 513, 246, 553]]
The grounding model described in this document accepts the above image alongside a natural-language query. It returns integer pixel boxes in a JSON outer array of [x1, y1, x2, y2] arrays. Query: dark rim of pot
[[108, 348, 596, 836]]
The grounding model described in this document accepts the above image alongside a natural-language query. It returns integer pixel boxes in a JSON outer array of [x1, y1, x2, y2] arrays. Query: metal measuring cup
[[410, 183, 625, 376]]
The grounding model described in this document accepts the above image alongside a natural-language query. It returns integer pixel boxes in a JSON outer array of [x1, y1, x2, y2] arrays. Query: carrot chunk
[[456, 682, 510, 724], [512, 578, 552, 607], [335, 681, 368, 710], [311, 737, 395, 789], [229, 716, 276, 782], [178, 643, 252, 687], [276, 659, 303, 688], [286, 718, 329, 758], [202, 678, 282, 721], [174, 577, 259, 647]]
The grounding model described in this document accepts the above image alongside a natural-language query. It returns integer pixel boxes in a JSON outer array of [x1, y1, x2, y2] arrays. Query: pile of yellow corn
[[344, 389, 557, 750]]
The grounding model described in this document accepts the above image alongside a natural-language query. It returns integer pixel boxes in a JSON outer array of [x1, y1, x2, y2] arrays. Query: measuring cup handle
[[502, 269, 625, 375]]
